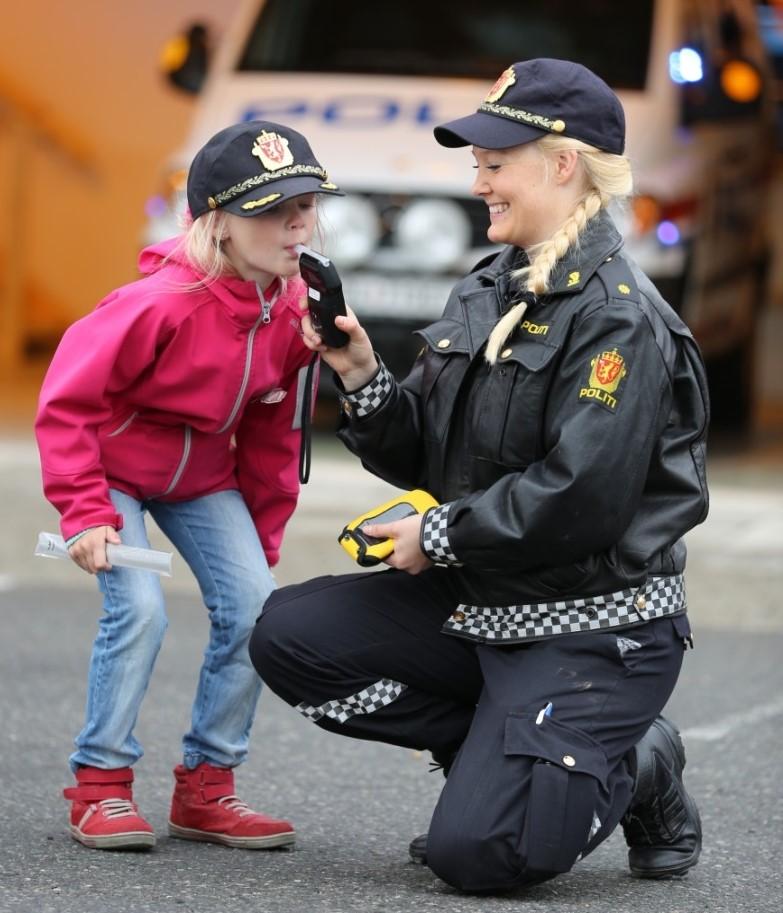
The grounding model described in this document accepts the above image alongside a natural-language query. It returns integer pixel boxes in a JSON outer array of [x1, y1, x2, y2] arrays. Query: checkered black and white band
[[421, 504, 460, 565], [444, 574, 685, 643], [340, 361, 394, 419], [295, 678, 407, 724]]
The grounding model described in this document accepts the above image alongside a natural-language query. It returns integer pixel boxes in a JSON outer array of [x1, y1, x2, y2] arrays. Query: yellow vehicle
[[155, 0, 777, 429]]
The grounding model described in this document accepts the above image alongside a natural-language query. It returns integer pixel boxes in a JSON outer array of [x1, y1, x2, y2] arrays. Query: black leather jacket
[[337, 212, 709, 614]]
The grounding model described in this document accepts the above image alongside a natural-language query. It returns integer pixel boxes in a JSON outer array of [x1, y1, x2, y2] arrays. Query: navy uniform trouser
[[249, 567, 689, 893]]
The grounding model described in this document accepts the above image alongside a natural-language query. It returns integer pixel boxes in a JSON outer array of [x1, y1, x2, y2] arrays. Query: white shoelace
[[217, 795, 254, 817], [98, 798, 138, 819]]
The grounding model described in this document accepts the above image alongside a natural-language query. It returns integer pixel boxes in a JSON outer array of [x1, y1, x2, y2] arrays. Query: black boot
[[408, 749, 455, 865], [409, 832, 428, 865], [622, 716, 702, 878]]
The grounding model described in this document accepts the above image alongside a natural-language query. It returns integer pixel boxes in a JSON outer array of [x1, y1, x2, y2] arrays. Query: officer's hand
[[299, 298, 378, 391], [363, 514, 433, 576], [68, 526, 122, 575]]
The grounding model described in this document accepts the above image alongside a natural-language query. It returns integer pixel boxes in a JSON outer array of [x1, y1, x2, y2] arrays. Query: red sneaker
[[168, 763, 295, 849], [64, 766, 155, 850]]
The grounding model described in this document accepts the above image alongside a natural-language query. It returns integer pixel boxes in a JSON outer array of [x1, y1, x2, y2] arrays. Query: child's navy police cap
[[434, 58, 625, 155], [187, 120, 344, 219]]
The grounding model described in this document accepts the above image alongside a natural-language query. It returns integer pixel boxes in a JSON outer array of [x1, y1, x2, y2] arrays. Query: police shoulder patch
[[578, 347, 628, 412]]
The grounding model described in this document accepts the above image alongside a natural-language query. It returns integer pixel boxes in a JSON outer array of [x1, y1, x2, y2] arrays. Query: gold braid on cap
[[479, 102, 565, 134], [213, 164, 328, 206]]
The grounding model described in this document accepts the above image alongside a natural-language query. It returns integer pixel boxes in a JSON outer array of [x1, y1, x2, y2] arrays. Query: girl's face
[[471, 143, 580, 250], [222, 194, 317, 288]]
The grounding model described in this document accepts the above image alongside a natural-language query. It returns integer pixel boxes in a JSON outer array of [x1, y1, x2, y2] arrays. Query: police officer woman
[[250, 59, 707, 892]]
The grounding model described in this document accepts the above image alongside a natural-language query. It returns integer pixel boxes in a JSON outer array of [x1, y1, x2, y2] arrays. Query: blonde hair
[[161, 210, 235, 288], [484, 135, 633, 364]]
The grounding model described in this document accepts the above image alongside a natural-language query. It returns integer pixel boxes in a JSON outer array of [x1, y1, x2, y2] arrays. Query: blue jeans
[[71, 488, 272, 772]]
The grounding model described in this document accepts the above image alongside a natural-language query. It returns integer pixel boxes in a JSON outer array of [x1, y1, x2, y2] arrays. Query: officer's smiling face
[[471, 144, 551, 249], [471, 143, 582, 250]]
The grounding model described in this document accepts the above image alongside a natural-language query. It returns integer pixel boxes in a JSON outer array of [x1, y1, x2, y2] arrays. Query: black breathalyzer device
[[296, 244, 350, 348]]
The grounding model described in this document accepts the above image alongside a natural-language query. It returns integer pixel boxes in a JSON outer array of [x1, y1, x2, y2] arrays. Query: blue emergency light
[[669, 47, 704, 84]]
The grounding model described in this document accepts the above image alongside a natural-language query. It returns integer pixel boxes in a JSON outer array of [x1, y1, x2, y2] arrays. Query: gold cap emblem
[[551, 119, 566, 133], [252, 130, 294, 172], [207, 196, 217, 210], [241, 192, 282, 211], [485, 67, 516, 104]]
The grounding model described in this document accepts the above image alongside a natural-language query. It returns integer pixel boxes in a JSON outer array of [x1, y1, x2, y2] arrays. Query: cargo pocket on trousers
[[505, 713, 609, 873]]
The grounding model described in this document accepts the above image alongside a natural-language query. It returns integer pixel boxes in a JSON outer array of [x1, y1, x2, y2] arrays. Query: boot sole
[[70, 825, 156, 850], [168, 821, 295, 849]]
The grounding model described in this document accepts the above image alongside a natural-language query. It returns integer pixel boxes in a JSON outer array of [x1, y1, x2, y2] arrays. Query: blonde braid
[[485, 192, 603, 364], [484, 137, 631, 365]]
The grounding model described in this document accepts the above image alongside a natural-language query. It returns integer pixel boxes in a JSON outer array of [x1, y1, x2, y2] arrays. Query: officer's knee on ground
[[426, 824, 563, 893], [428, 715, 608, 892]]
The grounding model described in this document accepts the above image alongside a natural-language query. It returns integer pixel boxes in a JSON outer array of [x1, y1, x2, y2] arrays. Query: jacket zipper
[[217, 286, 273, 434], [160, 426, 192, 496], [160, 289, 273, 496], [106, 411, 138, 437]]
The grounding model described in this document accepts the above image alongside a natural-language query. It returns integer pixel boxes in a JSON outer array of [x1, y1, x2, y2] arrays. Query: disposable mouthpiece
[[294, 243, 330, 266], [35, 532, 173, 577]]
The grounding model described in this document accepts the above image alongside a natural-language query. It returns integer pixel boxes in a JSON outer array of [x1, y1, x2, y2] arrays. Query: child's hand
[[362, 514, 433, 575], [68, 526, 122, 575], [300, 298, 378, 391]]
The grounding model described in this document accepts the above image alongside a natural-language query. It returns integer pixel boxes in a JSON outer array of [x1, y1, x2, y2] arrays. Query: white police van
[[152, 0, 776, 428]]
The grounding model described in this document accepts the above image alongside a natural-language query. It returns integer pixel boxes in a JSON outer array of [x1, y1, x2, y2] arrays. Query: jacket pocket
[[415, 319, 470, 443], [530, 555, 599, 596], [470, 338, 561, 467], [505, 714, 608, 873], [99, 418, 191, 497], [105, 411, 138, 437]]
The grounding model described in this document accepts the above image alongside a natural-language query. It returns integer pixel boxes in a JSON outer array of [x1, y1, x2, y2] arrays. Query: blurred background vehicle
[[756, 0, 783, 143], [153, 0, 778, 430]]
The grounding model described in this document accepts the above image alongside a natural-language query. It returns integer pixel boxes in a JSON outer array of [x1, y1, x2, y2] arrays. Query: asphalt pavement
[[0, 432, 781, 913]]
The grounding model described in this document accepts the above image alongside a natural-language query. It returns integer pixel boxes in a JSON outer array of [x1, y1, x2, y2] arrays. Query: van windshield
[[238, 0, 654, 90]]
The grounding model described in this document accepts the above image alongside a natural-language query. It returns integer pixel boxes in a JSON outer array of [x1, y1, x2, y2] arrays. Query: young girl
[[250, 60, 708, 892], [35, 120, 342, 851]]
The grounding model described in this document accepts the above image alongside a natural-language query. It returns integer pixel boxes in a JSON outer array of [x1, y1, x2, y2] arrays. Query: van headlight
[[394, 199, 471, 271], [321, 196, 381, 268]]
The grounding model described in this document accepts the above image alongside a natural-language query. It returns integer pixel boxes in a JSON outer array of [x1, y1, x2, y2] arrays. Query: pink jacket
[[35, 238, 314, 566]]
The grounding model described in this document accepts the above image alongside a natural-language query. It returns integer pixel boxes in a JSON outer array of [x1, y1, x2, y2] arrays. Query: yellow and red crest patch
[[485, 67, 516, 103], [579, 348, 628, 411]]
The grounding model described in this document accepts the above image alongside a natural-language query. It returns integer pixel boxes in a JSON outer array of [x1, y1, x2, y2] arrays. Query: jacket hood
[[137, 236, 306, 326], [138, 236, 187, 276]]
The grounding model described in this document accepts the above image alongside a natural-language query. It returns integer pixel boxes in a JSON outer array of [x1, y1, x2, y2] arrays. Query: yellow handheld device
[[339, 490, 439, 567]]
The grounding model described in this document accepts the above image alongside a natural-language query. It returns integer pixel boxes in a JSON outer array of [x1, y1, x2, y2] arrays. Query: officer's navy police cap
[[187, 120, 344, 219], [434, 58, 625, 155]]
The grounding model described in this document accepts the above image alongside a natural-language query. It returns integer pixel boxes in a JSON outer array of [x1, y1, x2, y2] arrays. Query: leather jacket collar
[[475, 209, 624, 302]]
